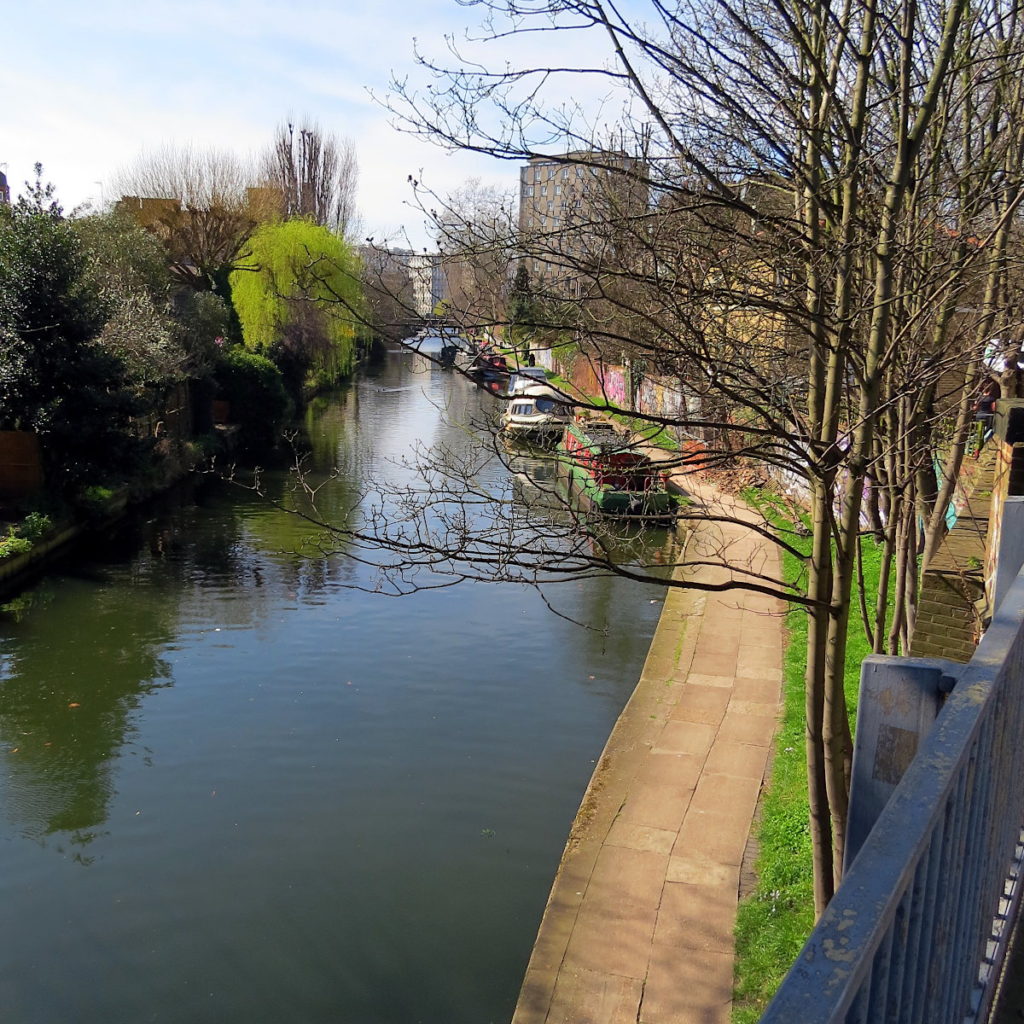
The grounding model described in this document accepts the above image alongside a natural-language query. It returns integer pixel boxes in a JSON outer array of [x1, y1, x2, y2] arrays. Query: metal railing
[[760, 563, 1024, 1024]]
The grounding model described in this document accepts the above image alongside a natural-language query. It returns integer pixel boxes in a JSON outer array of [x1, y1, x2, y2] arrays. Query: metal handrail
[[760, 564, 1024, 1024]]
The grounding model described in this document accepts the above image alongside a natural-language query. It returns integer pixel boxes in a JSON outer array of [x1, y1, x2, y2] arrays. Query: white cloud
[[1, 0, 642, 238]]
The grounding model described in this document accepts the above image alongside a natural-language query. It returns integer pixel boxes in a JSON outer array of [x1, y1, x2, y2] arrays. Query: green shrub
[[17, 512, 52, 543], [214, 347, 291, 456], [75, 485, 116, 519], [0, 171, 142, 496], [0, 531, 32, 561]]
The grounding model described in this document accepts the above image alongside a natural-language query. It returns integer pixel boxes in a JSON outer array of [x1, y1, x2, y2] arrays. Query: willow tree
[[230, 219, 364, 392]]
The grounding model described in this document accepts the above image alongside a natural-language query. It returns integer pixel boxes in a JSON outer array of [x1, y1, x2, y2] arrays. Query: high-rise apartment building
[[516, 150, 647, 287], [430, 255, 448, 313], [406, 253, 436, 318]]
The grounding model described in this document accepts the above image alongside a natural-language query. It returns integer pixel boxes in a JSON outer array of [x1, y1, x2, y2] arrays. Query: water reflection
[[0, 346, 675, 851], [0, 345, 672, 1024], [0, 575, 175, 847]]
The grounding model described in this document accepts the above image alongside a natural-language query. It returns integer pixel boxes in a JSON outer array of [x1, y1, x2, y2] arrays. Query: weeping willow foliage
[[230, 218, 363, 385]]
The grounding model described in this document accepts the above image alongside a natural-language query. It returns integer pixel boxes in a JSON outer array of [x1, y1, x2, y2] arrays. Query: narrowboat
[[557, 421, 679, 519]]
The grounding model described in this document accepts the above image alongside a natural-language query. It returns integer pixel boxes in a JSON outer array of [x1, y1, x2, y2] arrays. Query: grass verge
[[542, 378, 681, 453], [731, 492, 889, 1022]]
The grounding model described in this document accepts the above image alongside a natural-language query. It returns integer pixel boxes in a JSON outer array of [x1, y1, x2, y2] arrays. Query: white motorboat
[[500, 384, 574, 442]]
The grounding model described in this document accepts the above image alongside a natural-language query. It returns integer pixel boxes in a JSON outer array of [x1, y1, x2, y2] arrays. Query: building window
[[541, 184, 547, 196], [547, 201, 554, 212], [555, 184, 562, 196], [522, 185, 534, 198], [562, 167, 570, 180]]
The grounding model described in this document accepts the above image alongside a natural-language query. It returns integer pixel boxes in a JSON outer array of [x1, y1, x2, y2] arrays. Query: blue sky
[[2, 0, 620, 248]]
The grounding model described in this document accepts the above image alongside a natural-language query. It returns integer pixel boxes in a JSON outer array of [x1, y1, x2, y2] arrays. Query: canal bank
[[512, 477, 785, 1024], [0, 433, 219, 602]]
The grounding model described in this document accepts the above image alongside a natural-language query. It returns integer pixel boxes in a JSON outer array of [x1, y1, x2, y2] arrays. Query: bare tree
[[435, 178, 516, 329], [245, 0, 1024, 916], [111, 144, 259, 291], [358, 243, 418, 341], [261, 118, 359, 237]]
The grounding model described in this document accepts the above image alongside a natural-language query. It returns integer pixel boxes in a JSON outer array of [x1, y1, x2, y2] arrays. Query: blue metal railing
[[760, 564, 1024, 1024]]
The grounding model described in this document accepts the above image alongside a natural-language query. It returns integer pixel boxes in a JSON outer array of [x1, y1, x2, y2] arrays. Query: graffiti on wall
[[599, 367, 628, 407]]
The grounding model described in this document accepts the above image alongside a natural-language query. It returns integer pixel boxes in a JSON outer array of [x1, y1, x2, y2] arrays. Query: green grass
[[731, 494, 890, 1022], [546, 384, 681, 452], [615, 414, 680, 451]]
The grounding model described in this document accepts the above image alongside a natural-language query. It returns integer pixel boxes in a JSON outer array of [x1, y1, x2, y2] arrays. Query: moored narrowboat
[[557, 421, 679, 519]]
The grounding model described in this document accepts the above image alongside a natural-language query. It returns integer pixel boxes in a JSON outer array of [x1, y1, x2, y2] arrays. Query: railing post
[[845, 655, 960, 870]]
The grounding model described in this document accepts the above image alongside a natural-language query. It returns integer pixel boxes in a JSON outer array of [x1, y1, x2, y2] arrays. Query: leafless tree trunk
[[261, 118, 359, 237], [360, 0, 1024, 914]]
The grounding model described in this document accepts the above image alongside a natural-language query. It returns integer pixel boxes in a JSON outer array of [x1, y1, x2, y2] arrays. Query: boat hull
[[501, 417, 570, 442]]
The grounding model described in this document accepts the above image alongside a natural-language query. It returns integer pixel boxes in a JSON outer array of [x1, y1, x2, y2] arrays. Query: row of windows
[[523, 214, 564, 228], [522, 183, 570, 198], [524, 198, 594, 222], [520, 181, 593, 198], [529, 164, 571, 183], [527, 163, 607, 185]]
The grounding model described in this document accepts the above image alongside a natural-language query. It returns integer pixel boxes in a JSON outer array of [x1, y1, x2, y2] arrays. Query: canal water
[[0, 342, 669, 1024]]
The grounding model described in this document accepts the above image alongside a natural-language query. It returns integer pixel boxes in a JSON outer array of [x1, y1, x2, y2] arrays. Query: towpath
[[511, 475, 786, 1024]]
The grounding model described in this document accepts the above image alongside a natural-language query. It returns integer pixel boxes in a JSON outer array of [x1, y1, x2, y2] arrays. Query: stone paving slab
[[511, 476, 785, 1024]]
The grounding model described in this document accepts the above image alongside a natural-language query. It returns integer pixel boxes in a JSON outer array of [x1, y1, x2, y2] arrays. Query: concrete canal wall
[[0, 521, 86, 601]]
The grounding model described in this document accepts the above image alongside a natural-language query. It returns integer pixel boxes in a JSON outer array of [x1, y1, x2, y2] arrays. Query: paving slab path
[[511, 475, 786, 1024]]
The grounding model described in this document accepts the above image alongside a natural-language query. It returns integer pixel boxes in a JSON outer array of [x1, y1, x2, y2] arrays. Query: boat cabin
[[501, 385, 574, 439], [561, 423, 665, 491]]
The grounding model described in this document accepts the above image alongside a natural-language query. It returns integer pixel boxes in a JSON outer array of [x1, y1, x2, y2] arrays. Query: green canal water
[[0, 343, 670, 1024]]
